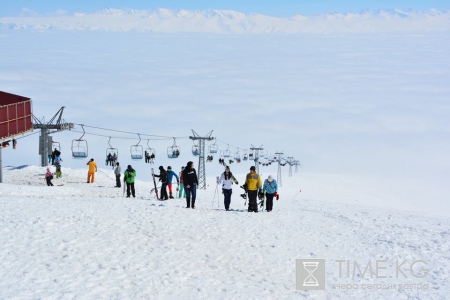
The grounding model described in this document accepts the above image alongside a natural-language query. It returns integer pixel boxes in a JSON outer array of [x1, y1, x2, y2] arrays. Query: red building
[[0, 91, 33, 145]]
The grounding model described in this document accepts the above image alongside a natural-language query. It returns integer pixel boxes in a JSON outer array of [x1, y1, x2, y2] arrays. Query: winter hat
[[225, 166, 230, 170], [127, 165, 132, 169], [250, 166, 256, 171], [159, 166, 164, 171], [268, 175, 273, 182], [46, 167, 50, 171], [90, 158, 94, 161], [167, 166, 172, 170], [181, 166, 185, 170]]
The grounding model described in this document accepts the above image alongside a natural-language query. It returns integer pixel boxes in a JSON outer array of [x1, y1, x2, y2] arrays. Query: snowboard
[[151, 168, 160, 200]]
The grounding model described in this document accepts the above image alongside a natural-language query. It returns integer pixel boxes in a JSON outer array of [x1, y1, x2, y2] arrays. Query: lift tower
[[275, 151, 284, 187], [33, 107, 73, 167], [189, 130, 214, 189], [250, 144, 263, 174]]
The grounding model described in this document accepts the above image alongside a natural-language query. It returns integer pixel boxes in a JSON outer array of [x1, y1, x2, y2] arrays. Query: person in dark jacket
[[154, 166, 169, 200], [182, 161, 198, 208]]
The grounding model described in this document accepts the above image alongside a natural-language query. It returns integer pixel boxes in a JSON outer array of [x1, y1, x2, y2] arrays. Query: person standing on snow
[[182, 161, 198, 209], [178, 166, 186, 199], [263, 175, 278, 212], [217, 165, 234, 211], [114, 162, 121, 188], [166, 166, 179, 199], [154, 166, 169, 200], [245, 166, 262, 213], [44, 167, 54, 186], [86, 158, 97, 183], [124, 165, 136, 198], [54, 154, 63, 178]]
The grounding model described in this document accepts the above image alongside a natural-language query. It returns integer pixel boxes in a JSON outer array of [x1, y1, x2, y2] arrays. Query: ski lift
[[131, 134, 143, 160], [243, 149, 248, 161], [145, 140, 156, 163], [223, 144, 231, 158], [192, 141, 200, 156], [234, 149, 241, 163], [106, 138, 118, 167], [52, 141, 61, 152], [167, 138, 180, 159], [71, 125, 88, 159], [209, 139, 218, 154]]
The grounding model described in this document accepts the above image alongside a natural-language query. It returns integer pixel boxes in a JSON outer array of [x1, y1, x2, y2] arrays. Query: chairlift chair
[[106, 138, 118, 165], [71, 125, 88, 159], [192, 142, 200, 156], [145, 140, 156, 163], [167, 138, 180, 159], [52, 141, 61, 152], [209, 140, 218, 154], [131, 134, 143, 160]]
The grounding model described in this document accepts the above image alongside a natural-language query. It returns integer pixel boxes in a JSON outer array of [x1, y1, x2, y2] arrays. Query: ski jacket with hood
[[263, 179, 278, 194], [124, 168, 136, 183], [245, 172, 262, 191], [218, 171, 234, 190], [183, 164, 198, 186]]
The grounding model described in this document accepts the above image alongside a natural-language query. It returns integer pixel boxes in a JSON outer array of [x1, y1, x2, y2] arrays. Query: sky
[[1, 29, 449, 186], [0, 0, 449, 17]]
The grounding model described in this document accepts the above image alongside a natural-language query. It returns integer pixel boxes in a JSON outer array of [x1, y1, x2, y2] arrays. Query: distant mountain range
[[1, 8, 449, 33]]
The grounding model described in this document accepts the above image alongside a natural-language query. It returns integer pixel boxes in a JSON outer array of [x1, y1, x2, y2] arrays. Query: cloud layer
[[1, 8, 449, 33]]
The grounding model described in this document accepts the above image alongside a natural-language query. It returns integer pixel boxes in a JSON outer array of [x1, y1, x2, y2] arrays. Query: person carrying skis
[[182, 161, 198, 209], [217, 165, 234, 211], [154, 166, 169, 200], [166, 166, 179, 199], [263, 175, 278, 212], [44, 167, 54, 186], [86, 158, 97, 183], [124, 165, 136, 198], [114, 162, 121, 188], [245, 166, 262, 213], [178, 166, 186, 198]]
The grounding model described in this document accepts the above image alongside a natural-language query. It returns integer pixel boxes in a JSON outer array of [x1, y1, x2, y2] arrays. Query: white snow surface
[[0, 165, 449, 299], [1, 8, 449, 33]]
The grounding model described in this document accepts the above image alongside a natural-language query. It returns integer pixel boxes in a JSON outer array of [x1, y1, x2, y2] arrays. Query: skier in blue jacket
[[167, 166, 179, 199], [262, 175, 278, 212]]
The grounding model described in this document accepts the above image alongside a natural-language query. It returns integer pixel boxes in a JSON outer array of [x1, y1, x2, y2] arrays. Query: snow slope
[[0, 165, 448, 299]]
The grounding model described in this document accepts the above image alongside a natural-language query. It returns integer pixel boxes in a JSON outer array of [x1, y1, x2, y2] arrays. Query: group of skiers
[[44, 157, 279, 212], [217, 165, 278, 212]]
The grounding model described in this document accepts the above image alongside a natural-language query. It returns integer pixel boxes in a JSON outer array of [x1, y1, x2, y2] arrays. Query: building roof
[[0, 91, 31, 106]]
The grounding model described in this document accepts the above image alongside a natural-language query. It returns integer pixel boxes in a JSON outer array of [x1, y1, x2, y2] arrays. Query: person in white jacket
[[217, 165, 234, 211]]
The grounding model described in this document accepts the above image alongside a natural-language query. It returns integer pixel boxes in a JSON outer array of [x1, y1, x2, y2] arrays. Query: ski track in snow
[[0, 166, 449, 299]]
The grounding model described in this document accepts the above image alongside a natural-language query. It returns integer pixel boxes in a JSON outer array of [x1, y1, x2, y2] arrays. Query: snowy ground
[[0, 165, 449, 299]]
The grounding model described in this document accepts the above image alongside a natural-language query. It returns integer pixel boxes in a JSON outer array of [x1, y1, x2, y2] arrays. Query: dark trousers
[[248, 190, 258, 212], [115, 174, 121, 188], [185, 184, 197, 207], [266, 193, 274, 211], [126, 182, 135, 197], [223, 189, 232, 210], [46, 178, 53, 186], [161, 183, 168, 200]]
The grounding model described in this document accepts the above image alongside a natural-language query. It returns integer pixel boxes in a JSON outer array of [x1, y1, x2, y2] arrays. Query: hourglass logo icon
[[296, 259, 325, 290]]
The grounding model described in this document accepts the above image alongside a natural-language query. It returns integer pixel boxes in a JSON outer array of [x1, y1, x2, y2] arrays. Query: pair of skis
[[151, 168, 160, 200]]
